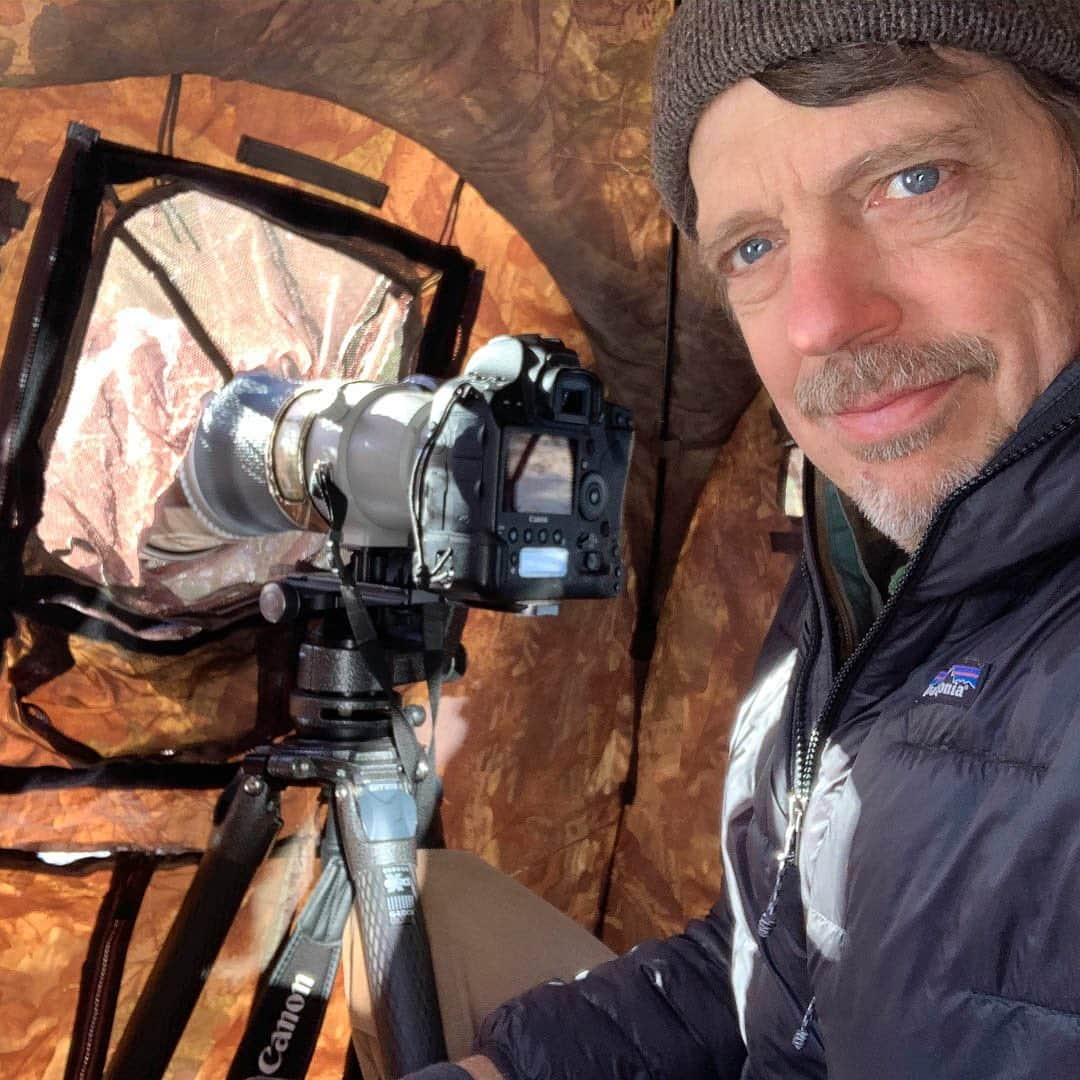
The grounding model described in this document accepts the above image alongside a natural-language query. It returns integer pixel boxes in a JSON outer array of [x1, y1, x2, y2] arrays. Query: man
[[397, 2, 1080, 1076]]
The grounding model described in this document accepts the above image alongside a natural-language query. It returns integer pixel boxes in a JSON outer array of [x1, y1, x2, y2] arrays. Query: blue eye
[[886, 164, 942, 199], [736, 237, 773, 266]]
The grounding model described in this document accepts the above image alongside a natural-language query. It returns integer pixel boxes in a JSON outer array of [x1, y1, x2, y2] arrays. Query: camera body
[[417, 335, 633, 605]]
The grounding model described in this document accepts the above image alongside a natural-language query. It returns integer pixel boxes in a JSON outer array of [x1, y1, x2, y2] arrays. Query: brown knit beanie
[[653, 1, 1080, 237]]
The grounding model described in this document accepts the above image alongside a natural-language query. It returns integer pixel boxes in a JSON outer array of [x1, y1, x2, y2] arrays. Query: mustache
[[794, 336, 999, 420]]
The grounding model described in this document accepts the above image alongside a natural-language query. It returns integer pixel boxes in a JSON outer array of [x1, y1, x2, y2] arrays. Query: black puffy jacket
[[475, 360, 1080, 1080]]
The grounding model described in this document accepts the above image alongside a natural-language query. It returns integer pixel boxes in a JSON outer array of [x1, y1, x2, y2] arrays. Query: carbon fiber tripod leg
[[105, 773, 282, 1080], [333, 762, 446, 1078]]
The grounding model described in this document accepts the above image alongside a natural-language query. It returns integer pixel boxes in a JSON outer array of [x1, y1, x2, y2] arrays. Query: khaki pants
[[343, 849, 616, 1077]]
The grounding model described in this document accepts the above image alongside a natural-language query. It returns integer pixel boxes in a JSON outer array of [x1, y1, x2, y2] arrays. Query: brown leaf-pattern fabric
[[601, 393, 797, 952], [0, 794, 334, 1079], [0, 617, 301, 767], [0, 867, 110, 1078], [0, 785, 320, 853], [418, 583, 638, 926]]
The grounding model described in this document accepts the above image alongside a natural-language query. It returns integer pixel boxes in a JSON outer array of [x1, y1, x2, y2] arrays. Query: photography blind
[[36, 187, 418, 621]]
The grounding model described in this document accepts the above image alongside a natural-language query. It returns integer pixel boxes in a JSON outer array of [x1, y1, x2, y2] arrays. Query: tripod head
[[259, 571, 467, 741]]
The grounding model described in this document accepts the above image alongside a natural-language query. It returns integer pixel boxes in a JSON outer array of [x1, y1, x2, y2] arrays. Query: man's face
[[688, 56, 1080, 551]]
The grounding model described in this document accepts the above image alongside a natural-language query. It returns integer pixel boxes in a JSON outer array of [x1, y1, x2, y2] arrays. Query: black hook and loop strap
[[64, 854, 155, 1080]]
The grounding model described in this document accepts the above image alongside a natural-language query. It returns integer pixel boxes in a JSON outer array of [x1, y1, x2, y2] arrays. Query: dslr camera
[[181, 334, 633, 609]]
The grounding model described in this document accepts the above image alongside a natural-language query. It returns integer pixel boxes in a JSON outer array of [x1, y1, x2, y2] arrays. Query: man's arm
[[459, 897, 746, 1080]]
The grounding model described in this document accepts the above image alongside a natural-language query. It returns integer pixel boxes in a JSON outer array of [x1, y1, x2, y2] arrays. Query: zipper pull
[[792, 995, 817, 1051], [757, 792, 806, 940], [782, 790, 807, 861]]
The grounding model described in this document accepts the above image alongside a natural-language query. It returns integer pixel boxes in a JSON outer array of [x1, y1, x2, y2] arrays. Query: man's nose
[[785, 224, 901, 357]]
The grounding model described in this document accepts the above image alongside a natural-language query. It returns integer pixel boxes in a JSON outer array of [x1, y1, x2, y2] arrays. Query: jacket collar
[[908, 357, 1080, 600]]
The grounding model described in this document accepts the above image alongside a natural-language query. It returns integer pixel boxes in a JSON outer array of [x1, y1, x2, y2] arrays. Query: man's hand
[[406, 1056, 503, 1080], [456, 1054, 504, 1079]]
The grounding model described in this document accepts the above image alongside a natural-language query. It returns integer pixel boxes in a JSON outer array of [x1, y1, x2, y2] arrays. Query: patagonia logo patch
[[921, 660, 986, 707]]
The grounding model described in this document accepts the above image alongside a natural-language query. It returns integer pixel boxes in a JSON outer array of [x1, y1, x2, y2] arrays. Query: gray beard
[[846, 413, 1016, 553], [793, 335, 1006, 554], [849, 452, 985, 554]]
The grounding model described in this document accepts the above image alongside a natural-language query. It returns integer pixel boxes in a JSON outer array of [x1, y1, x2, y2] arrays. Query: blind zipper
[[73, 919, 124, 1080]]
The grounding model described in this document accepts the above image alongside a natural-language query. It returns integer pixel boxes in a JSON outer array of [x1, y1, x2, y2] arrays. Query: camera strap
[[383, 601, 446, 843], [334, 566, 443, 840], [226, 816, 353, 1080], [314, 463, 442, 838]]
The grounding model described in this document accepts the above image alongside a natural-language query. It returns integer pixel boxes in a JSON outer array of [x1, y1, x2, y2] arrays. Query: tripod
[[105, 573, 462, 1080]]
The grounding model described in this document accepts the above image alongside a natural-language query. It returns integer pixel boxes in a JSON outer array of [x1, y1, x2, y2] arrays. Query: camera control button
[[553, 530, 563, 544], [584, 551, 602, 573], [538, 528, 548, 542], [523, 528, 533, 543], [508, 528, 519, 543], [579, 473, 608, 521]]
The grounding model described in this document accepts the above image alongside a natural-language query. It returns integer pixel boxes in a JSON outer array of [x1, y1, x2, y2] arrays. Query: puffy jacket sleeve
[[472, 895, 746, 1080]]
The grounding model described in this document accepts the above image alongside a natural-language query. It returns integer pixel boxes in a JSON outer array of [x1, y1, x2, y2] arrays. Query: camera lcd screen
[[503, 431, 574, 515], [519, 547, 570, 578]]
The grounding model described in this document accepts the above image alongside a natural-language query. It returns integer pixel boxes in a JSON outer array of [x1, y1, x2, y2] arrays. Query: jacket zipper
[[759, 558, 818, 939], [751, 557, 825, 1052], [759, 405, 1080, 1051]]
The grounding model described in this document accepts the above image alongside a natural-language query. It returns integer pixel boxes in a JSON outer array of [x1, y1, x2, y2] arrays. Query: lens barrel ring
[[268, 385, 338, 533]]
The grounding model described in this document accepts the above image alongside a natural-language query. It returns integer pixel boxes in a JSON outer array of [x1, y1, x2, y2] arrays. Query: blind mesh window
[[30, 187, 421, 626]]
